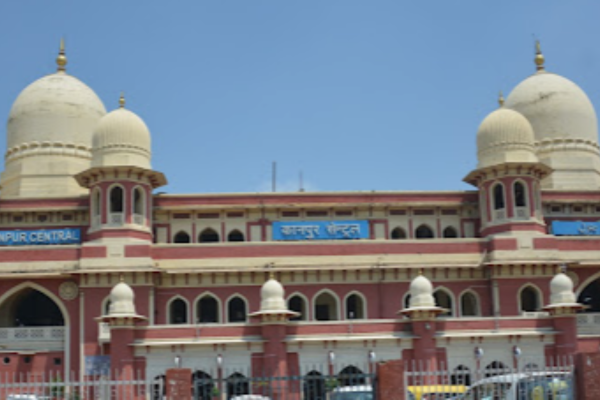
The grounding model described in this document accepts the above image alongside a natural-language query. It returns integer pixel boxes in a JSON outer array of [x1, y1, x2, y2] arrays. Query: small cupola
[[476, 94, 538, 169], [108, 280, 137, 316], [92, 94, 151, 169]]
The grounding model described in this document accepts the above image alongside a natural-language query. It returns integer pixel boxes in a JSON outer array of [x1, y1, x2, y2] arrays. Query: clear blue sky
[[1, 1, 599, 194]]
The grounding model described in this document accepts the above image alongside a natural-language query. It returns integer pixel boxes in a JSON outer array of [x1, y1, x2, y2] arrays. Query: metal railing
[[0, 326, 65, 342], [133, 214, 145, 226], [404, 356, 574, 400], [109, 213, 124, 225], [0, 368, 375, 400], [577, 312, 600, 335]]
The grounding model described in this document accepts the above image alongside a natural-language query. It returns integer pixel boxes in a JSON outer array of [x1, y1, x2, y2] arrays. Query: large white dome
[[92, 102, 151, 169], [7, 73, 106, 151], [505, 72, 598, 144], [477, 107, 538, 169], [1, 67, 107, 198]]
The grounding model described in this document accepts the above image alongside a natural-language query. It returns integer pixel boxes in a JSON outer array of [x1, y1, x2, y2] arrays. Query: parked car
[[229, 395, 271, 400], [329, 384, 374, 400], [458, 371, 573, 400], [7, 395, 52, 400], [407, 385, 467, 400]]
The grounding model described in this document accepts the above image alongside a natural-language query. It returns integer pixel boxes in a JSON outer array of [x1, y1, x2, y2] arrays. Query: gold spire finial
[[534, 40, 545, 71], [498, 90, 505, 108], [119, 92, 126, 108], [56, 38, 67, 72], [269, 270, 275, 280], [418, 269, 423, 276]]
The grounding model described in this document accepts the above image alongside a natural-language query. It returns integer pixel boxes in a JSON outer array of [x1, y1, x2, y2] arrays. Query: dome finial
[[534, 40, 545, 71], [56, 37, 67, 73], [498, 90, 505, 108], [119, 92, 126, 108]]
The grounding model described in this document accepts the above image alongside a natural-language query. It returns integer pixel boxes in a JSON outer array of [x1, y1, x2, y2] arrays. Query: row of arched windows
[[492, 181, 528, 211], [175, 225, 460, 243], [391, 225, 459, 239], [91, 185, 146, 223], [173, 229, 245, 244], [120, 284, 544, 325]]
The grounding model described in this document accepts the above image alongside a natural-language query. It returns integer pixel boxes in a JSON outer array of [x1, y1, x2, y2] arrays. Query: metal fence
[[0, 367, 375, 399], [404, 356, 575, 400]]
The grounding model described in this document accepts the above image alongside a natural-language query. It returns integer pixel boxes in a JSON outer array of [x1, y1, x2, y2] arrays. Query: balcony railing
[[109, 213, 124, 225], [133, 213, 145, 226], [0, 326, 65, 342], [98, 322, 110, 342], [494, 209, 506, 220], [515, 207, 528, 219], [577, 313, 600, 335], [92, 215, 101, 227]]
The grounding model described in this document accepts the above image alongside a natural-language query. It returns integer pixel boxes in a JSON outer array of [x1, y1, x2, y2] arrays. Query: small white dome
[[409, 274, 436, 309], [92, 107, 151, 169], [109, 281, 137, 316], [506, 72, 598, 144], [260, 278, 287, 312], [549, 272, 576, 305], [7, 73, 106, 151], [476, 108, 538, 169]]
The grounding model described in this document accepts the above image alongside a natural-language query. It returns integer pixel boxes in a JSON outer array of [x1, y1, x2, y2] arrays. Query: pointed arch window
[[493, 184, 505, 210], [514, 181, 527, 207], [345, 293, 365, 319], [169, 298, 188, 324], [0, 288, 64, 327], [391, 227, 407, 239], [434, 289, 453, 317], [443, 226, 458, 238], [338, 366, 366, 387], [288, 295, 306, 321], [451, 365, 472, 386], [227, 230, 245, 242], [173, 231, 191, 244], [109, 186, 124, 213], [520, 286, 540, 313], [199, 228, 220, 243], [197, 295, 219, 323], [314, 292, 338, 321], [415, 225, 434, 239], [133, 187, 145, 224], [226, 373, 249, 398], [227, 296, 247, 323], [92, 189, 102, 227], [303, 371, 325, 400], [460, 292, 479, 317]]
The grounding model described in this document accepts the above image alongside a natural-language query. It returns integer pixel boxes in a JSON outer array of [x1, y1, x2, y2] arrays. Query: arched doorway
[[303, 371, 325, 400], [338, 366, 366, 387], [578, 277, 600, 312], [193, 370, 215, 400], [0, 284, 69, 379], [0, 287, 64, 327]]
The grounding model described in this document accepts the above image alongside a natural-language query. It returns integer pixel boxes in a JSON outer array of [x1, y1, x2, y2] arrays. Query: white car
[[229, 396, 271, 400], [459, 371, 573, 400], [7, 395, 52, 400], [329, 385, 374, 400]]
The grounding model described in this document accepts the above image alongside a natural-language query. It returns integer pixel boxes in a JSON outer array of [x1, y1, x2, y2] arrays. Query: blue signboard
[[0, 228, 81, 246], [85, 355, 110, 376], [273, 220, 369, 241], [551, 221, 600, 236]]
